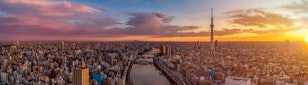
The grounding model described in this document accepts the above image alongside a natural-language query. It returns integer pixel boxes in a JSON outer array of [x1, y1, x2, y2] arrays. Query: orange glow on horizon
[[306, 37, 308, 44]]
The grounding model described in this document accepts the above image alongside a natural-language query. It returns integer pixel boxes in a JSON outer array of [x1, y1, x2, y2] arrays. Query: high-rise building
[[160, 46, 172, 55], [210, 8, 214, 48], [61, 41, 65, 50], [166, 46, 171, 55], [214, 40, 218, 48], [160, 46, 166, 55], [195, 41, 201, 51], [16, 40, 19, 46], [73, 62, 89, 85]]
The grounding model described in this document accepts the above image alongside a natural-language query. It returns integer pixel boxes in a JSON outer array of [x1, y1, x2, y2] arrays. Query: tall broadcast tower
[[210, 8, 214, 48]]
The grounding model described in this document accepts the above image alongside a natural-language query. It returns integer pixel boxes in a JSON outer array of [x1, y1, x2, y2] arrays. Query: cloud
[[126, 12, 173, 27], [101, 12, 199, 37], [222, 8, 308, 39], [100, 12, 243, 37], [0, 0, 99, 17], [282, 0, 308, 13], [0, 0, 247, 40], [227, 9, 294, 28], [0, 0, 118, 39]]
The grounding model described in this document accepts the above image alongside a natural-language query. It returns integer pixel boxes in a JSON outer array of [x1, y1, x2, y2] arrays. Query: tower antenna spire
[[211, 8, 213, 18], [210, 8, 214, 48]]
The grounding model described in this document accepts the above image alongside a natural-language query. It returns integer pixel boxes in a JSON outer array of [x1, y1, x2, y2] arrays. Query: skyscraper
[[160, 45, 172, 55], [73, 62, 89, 85], [210, 8, 214, 48], [61, 41, 65, 50], [166, 45, 172, 56], [16, 40, 19, 46], [214, 40, 218, 48], [195, 41, 201, 51], [160, 46, 166, 55]]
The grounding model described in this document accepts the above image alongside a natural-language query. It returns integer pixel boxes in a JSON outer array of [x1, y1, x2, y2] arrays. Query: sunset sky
[[0, 0, 307, 41]]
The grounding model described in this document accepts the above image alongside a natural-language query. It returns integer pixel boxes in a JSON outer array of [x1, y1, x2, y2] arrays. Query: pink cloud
[[0, 0, 245, 40], [0, 0, 118, 39]]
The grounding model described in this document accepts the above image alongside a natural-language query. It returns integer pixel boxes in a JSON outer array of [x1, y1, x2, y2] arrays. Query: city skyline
[[0, 0, 307, 41]]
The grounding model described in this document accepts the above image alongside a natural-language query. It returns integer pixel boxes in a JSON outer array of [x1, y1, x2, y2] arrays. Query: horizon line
[[0, 40, 305, 43]]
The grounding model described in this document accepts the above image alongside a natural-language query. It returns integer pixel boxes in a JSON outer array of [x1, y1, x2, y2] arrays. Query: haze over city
[[0, 0, 307, 41]]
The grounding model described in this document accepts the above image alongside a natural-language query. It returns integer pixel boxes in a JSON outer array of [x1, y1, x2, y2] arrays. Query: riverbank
[[153, 56, 177, 85], [125, 55, 136, 85], [153, 56, 192, 85]]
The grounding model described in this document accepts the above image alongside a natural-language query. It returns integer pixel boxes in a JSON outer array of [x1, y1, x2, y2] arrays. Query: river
[[130, 49, 171, 85]]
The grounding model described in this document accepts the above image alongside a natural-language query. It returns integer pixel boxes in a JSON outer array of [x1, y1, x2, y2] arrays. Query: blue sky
[[68, 0, 296, 29]]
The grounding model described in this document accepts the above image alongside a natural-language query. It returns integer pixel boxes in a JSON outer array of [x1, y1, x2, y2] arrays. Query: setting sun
[[306, 37, 308, 43], [294, 21, 304, 27]]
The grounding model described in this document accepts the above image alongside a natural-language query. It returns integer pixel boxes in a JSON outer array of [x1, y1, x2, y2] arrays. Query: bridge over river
[[129, 48, 171, 85], [134, 54, 154, 64]]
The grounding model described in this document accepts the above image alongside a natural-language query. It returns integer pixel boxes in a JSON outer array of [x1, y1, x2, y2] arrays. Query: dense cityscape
[[0, 41, 307, 85]]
